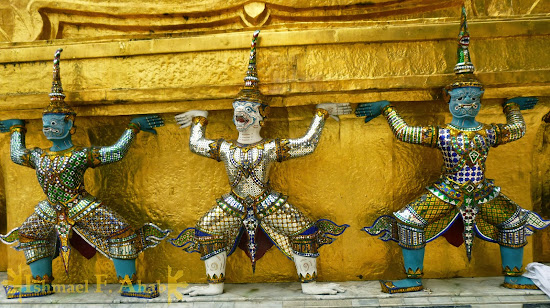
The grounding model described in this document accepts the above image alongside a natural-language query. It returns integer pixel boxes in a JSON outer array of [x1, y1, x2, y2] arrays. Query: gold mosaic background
[[0, 0, 549, 284]]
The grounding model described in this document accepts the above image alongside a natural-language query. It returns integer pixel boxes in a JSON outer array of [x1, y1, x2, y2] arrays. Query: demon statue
[[171, 31, 350, 296], [357, 7, 549, 293], [0, 49, 170, 299]]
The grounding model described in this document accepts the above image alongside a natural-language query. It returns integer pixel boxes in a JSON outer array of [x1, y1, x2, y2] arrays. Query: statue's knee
[[22, 241, 56, 264], [397, 223, 426, 249], [103, 226, 140, 259], [18, 223, 57, 264], [195, 229, 227, 260], [497, 225, 527, 248], [107, 238, 139, 259], [290, 225, 319, 257]]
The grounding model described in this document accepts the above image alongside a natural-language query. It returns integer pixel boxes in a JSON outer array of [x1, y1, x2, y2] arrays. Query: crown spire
[[444, 6, 483, 95], [244, 30, 260, 89], [44, 48, 76, 115], [235, 30, 267, 105], [454, 6, 474, 74]]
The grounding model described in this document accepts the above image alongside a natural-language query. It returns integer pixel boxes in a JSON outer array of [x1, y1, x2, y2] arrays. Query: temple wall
[[0, 160, 5, 272], [0, 0, 549, 284]]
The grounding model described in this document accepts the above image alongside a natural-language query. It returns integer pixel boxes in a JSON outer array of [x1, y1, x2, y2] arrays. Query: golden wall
[[0, 0, 549, 284]]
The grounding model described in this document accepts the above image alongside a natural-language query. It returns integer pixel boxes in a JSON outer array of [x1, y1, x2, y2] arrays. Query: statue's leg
[[380, 246, 424, 293], [293, 253, 345, 295], [112, 258, 159, 298], [29, 256, 53, 278], [10, 257, 55, 297], [182, 204, 241, 296], [476, 194, 537, 289], [501, 246, 537, 289], [259, 201, 346, 295], [290, 226, 345, 295], [73, 205, 159, 298], [4, 213, 56, 299], [378, 193, 455, 293], [183, 251, 227, 296]]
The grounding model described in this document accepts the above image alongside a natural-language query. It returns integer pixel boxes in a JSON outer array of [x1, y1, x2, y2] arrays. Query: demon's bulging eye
[[457, 97, 463, 101], [246, 107, 253, 113], [51, 121, 57, 125]]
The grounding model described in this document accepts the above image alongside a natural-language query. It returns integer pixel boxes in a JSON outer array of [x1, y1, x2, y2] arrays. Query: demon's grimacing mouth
[[456, 103, 478, 110], [234, 113, 251, 126], [43, 127, 61, 134]]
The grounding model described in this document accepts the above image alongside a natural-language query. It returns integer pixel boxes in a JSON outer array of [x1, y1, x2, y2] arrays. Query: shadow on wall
[[539, 123, 550, 218], [0, 162, 6, 271], [532, 105, 550, 262]]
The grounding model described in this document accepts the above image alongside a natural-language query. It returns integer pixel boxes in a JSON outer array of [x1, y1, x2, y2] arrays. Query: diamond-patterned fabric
[[395, 192, 530, 247], [194, 197, 314, 259]]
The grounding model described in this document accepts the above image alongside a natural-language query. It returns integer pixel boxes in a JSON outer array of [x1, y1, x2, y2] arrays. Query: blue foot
[[120, 283, 159, 299], [380, 278, 423, 294], [503, 276, 539, 290], [3, 284, 54, 299]]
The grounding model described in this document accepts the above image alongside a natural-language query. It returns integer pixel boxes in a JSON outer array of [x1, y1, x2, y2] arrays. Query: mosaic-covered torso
[[34, 148, 91, 205], [439, 125, 492, 185], [171, 110, 351, 269], [2, 126, 170, 273], [189, 111, 327, 206], [219, 141, 278, 199], [383, 103, 525, 205], [377, 103, 531, 257], [10, 128, 137, 215]]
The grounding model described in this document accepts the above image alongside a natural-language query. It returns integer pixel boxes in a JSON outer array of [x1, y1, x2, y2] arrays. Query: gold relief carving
[[0, 2, 549, 120], [7, 0, 465, 41], [0, 1, 547, 43], [0, 2, 39, 42], [241, 2, 269, 27], [0, 0, 505, 43]]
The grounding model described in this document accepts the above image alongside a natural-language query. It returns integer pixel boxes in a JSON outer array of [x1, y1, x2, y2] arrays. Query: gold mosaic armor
[[366, 103, 549, 258], [173, 110, 347, 265], [2, 128, 169, 269]]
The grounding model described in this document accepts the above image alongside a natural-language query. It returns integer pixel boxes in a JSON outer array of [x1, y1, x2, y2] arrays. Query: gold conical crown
[[444, 6, 483, 96], [235, 30, 268, 106], [43, 48, 76, 115]]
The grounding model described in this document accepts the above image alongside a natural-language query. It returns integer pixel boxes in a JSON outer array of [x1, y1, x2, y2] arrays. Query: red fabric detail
[[238, 228, 274, 262], [69, 232, 96, 259], [442, 216, 465, 247]]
